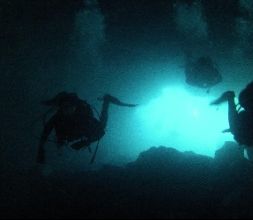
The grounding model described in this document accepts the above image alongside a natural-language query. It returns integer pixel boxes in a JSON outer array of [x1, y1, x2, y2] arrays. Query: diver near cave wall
[[211, 81, 253, 160], [36, 92, 138, 164]]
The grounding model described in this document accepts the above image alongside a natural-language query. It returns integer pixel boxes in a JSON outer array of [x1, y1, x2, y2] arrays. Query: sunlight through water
[[137, 86, 234, 157]]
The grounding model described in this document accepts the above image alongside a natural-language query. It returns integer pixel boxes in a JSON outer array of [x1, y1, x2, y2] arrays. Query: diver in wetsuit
[[211, 81, 253, 160], [36, 92, 137, 164]]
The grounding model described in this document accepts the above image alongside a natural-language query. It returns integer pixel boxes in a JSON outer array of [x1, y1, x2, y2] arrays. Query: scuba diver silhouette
[[36, 92, 138, 164], [211, 81, 253, 160], [184, 54, 222, 92]]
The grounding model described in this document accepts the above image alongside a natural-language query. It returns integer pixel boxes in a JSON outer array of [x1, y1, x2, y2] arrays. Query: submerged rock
[[214, 141, 245, 165], [2, 145, 253, 219]]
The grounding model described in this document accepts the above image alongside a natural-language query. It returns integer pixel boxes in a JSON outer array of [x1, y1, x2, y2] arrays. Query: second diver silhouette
[[211, 81, 253, 160], [184, 54, 222, 93], [36, 92, 138, 164]]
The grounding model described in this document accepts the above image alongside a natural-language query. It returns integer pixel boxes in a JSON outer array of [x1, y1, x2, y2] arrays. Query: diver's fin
[[98, 94, 138, 107], [222, 128, 231, 133]]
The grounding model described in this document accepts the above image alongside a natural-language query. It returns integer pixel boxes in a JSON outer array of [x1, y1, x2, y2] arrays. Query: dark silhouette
[[10, 145, 253, 219], [211, 81, 253, 159], [185, 55, 222, 90], [36, 92, 138, 164]]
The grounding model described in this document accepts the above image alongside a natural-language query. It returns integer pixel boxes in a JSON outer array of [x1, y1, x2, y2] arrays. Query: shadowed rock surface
[[2, 142, 253, 219]]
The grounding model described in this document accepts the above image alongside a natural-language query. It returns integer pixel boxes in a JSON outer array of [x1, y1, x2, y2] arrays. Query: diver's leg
[[98, 94, 138, 130], [98, 95, 138, 107]]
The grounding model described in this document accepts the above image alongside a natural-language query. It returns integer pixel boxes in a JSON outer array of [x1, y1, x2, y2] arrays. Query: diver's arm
[[36, 116, 55, 164]]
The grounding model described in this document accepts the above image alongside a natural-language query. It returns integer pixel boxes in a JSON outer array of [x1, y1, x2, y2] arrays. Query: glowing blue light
[[137, 86, 234, 157]]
